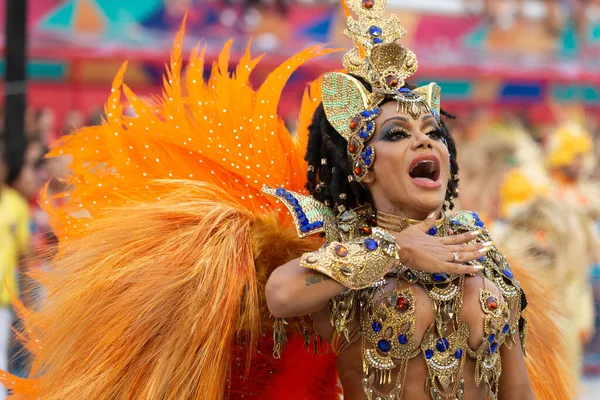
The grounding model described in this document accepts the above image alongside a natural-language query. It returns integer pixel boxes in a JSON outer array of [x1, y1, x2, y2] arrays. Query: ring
[[452, 252, 459, 262]]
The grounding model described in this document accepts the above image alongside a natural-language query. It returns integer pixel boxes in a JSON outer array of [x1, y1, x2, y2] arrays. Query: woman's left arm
[[498, 334, 535, 400]]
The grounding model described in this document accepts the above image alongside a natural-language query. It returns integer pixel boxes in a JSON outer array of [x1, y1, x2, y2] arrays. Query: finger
[[439, 230, 480, 245], [414, 212, 437, 232], [456, 248, 489, 264], [437, 262, 484, 275], [446, 241, 490, 253]]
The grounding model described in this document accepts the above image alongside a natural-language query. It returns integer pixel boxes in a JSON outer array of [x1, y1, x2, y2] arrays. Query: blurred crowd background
[[2, 0, 600, 398]]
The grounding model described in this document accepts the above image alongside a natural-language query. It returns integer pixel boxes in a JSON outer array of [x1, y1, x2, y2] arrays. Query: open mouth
[[409, 154, 440, 183]]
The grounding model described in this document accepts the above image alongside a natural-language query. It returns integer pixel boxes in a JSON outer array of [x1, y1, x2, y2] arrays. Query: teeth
[[410, 160, 436, 173]]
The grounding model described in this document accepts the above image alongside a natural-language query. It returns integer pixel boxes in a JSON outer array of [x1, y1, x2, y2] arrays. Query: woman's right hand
[[392, 214, 490, 275]]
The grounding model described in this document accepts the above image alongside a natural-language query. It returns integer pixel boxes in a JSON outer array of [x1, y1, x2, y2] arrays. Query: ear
[[414, 82, 441, 116], [321, 72, 370, 141], [361, 169, 375, 184]]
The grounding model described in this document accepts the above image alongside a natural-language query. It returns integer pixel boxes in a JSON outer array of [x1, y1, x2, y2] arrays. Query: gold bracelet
[[300, 228, 399, 290]]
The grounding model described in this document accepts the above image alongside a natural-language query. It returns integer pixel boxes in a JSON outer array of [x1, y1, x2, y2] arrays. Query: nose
[[411, 131, 433, 151]]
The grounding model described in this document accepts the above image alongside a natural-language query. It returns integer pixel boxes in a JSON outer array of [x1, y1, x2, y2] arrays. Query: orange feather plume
[[1, 20, 340, 399]]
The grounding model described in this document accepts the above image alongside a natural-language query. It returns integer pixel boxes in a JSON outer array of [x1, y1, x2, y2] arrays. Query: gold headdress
[[322, 0, 442, 181]]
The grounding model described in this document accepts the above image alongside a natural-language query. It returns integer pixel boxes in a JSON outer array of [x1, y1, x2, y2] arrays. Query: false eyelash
[[380, 127, 411, 141], [425, 128, 444, 140]]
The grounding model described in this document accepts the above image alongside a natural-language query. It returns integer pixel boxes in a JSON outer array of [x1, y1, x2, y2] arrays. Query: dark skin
[[266, 104, 534, 399]]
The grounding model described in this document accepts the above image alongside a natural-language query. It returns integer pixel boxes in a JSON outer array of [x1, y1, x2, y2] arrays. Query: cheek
[[372, 143, 409, 180]]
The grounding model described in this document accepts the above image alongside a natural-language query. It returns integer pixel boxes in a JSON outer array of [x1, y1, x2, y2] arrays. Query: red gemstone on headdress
[[348, 139, 359, 154], [354, 165, 363, 175], [386, 75, 399, 87], [335, 245, 349, 257], [486, 296, 498, 311], [396, 297, 410, 312], [362, 0, 375, 9], [349, 116, 360, 130], [360, 226, 372, 235]]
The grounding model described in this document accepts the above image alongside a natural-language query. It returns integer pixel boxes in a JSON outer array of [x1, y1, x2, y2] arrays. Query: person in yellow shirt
[[0, 141, 30, 398]]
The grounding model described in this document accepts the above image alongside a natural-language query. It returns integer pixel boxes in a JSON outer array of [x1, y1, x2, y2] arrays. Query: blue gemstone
[[298, 216, 308, 225], [373, 37, 383, 44], [378, 339, 392, 353], [368, 26, 383, 36], [399, 88, 411, 93], [314, 221, 323, 228], [475, 220, 485, 228], [372, 107, 380, 115], [291, 198, 299, 205], [307, 223, 315, 230], [285, 193, 294, 202], [367, 121, 374, 131], [366, 148, 372, 156], [275, 188, 286, 196], [478, 256, 486, 262], [488, 334, 496, 343], [361, 151, 367, 159], [428, 226, 438, 236], [425, 349, 434, 359], [359, 130, 368, 139], [433, 273, 448, 283], [503, 269, 514, 279], [294, 205, 302, 212], [489, 342, 499, 354], [300, 226, 309, 233], [364, 238, 378, 251], [455, 349, 463, 359], [472, 212, 480, 219], [365, 158, 372, 166], [436, 338, 450, 353], [372, 321, 382, 332], [360, 110, 371, 118], [432, 110, 440, 117], [503, 324, 510, 334], [398, 334, 408, 345]]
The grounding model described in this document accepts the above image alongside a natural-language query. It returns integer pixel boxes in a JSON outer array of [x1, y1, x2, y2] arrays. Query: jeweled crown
[[342, 0, 418, 93]]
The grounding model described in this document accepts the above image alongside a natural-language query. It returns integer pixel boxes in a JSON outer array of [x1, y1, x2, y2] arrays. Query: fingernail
[[482, 241, 494, 248], [472, 265, 484, 271], [470, 230, 480, 236], [478, 248, 489, 253], [428, 212, 436, 219]]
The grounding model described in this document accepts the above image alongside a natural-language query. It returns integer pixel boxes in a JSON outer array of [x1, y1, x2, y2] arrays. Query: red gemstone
[[385, 75, 399, 87], [360, 226, 372, 235], [362, 0, 375, 9], [486, 296, 498, 311], [396, 297, 410, 312], [349, 116, 360, 130], [348, 139, 359, 154], [335, 245, 349, 257], [354, 164, 363, 175]]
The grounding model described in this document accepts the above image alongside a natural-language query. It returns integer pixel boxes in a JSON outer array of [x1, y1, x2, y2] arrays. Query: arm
[[498, 334, 535, 400], [266, 257, 346, 318]]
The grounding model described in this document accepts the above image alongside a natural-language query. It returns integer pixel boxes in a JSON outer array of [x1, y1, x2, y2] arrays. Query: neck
[[376, 208, 445, 233]]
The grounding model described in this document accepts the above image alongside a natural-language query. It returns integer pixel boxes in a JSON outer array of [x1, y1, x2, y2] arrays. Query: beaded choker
[[376, 210, 449, 235]]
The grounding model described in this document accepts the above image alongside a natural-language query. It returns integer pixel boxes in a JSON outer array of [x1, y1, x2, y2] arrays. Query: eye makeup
[[379, 126, 411, 142]]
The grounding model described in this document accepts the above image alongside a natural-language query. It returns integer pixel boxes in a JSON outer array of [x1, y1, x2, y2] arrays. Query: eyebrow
[[382, 116, 409, 127], [422, 114, 434, 122]]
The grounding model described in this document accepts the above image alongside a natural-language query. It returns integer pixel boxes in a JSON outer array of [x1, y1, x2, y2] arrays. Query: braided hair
[[305, 81, 459, 213]]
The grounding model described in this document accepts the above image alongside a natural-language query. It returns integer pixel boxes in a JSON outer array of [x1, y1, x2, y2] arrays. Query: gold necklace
[[376, 210, 448, 234]]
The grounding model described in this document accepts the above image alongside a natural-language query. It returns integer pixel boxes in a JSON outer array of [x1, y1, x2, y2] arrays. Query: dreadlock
[[305, 80, 460, 213]]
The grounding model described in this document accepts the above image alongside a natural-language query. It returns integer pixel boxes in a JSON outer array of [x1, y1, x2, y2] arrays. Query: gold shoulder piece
[[261, 186, 335, 238], [300, 227, 398, 290]]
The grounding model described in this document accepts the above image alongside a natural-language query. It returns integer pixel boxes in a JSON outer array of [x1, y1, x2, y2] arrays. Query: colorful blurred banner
[[1, 0, 600, 115]]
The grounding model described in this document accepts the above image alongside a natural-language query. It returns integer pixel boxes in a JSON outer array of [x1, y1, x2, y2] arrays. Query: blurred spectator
[[61, 110, 85, 137], [36, 107, 57, 146], [0, 140, 31, 395]]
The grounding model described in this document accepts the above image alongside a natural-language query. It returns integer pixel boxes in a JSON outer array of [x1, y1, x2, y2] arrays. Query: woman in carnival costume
[[2, 1, 572, 399]]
